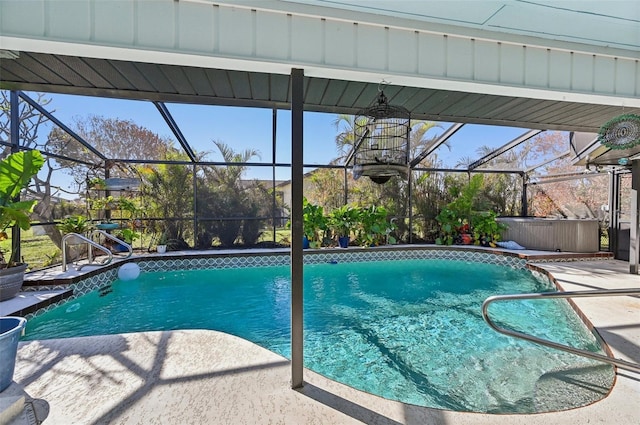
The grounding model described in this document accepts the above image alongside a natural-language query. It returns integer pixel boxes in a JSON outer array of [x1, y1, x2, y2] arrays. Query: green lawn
[[0, 229, 60, 271]]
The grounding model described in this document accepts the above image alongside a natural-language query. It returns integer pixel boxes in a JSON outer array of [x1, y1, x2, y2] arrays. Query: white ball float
[[118, 263, 141, 281]]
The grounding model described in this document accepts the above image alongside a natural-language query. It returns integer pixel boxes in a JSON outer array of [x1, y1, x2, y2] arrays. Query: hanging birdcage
[[352, 90, 410, 184]]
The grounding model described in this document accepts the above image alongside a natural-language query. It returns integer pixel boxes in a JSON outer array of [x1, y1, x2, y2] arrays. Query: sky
[[14, 90, 544, 198]]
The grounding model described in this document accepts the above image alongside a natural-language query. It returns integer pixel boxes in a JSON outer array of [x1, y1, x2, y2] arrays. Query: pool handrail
[[92, 229, 133, 260], [61, 231, 132, 271], [62, 232, 113, 272], [482, 288, 640, 374]]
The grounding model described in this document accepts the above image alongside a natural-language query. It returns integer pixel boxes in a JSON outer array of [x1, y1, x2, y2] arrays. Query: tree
[[307, 168, 345, 211], [43, 115, 176, 251], [48, 115, 175, 183], [139, 150, 194, 249], [411, 153, 452, 242], [195, 141, 262, 248]]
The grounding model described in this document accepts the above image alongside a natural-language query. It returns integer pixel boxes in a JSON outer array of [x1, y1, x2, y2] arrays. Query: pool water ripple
[[24, 259, 614, 413]]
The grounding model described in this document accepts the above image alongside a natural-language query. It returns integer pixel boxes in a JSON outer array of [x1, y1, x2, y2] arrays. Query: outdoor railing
[[482, 289, 640, 374]]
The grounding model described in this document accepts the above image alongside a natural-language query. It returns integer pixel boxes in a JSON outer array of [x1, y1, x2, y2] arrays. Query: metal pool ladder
[[61, 230, 132, 272], [482, 288, 640, 374]]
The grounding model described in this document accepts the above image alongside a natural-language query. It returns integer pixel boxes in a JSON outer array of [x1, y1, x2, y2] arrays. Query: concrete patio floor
[[3, 259, 639, 424]]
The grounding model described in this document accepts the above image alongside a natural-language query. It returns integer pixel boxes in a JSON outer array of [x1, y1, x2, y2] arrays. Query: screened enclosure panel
[[275, 110, 291, 165], [528, 174, 609, 219], [32, 92, 184, 162], [168, 104, 274, 163], [530, 160, 586, 179], [303, 111, 344, 166], [409, 121, 451, 164], [1, 94, 103, 201], [476, 131, 569, 171], [432, 124, 527, 169]]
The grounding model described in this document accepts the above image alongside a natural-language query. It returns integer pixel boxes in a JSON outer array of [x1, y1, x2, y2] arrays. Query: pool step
[[0, 289, 73, 317]]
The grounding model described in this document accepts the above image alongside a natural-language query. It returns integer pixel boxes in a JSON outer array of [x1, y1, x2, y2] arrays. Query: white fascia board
[[0, 36, 295, 76], [302, 65, 640, 108], [3, 34, 640, 110]]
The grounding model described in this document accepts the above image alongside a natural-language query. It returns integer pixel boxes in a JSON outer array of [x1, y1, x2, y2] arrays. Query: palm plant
[[140, 150, 194, 249], [57, 215, 93, 235], [196, 141, 261, 248]]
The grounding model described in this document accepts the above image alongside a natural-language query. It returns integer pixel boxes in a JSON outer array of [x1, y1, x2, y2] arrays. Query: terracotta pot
[[460, 233, 473, 245]]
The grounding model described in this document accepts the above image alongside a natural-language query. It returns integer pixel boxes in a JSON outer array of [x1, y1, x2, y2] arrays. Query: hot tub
[[497, 217, 600, 252]]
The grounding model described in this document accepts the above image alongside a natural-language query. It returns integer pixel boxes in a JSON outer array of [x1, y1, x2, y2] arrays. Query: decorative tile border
[[31, 246, 616, 318], [135, 254, 290, 272], [26, 248, 533, 319], [302, 248, 528, 269]]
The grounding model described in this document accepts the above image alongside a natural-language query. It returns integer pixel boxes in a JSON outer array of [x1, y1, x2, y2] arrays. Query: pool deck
[[1, 252, 639, 424]]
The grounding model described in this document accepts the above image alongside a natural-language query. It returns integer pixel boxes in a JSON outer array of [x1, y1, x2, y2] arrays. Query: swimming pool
[[24, 252, 614, 413]]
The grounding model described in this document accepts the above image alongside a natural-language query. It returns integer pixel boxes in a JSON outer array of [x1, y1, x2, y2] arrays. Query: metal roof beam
[[531, 169, 597, 180], [468, 129, 542, 170], [18, 91, 108, 161], [412, 166, 523, 175], [526, 150, 571, 174], [410, 122, 464, 168], [153, 101, 197, 162], [528, 171, 605, 185]]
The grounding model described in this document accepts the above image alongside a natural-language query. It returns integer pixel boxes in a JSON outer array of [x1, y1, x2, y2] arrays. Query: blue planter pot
[[302, 236, 310, 249], [96, 223, 119, 230], [338, 236, 350, 248], [115, 243, 129, 252], [0, 316, 26, 392]]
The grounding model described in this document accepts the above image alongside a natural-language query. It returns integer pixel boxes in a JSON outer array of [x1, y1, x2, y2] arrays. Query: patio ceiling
[[1, 50, 635, 137]]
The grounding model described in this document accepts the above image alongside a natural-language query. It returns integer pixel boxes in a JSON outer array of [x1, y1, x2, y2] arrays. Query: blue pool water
[[24, 259, 613, 413]]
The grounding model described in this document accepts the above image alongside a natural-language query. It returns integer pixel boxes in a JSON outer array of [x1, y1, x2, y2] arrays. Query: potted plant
[[89, 195, 117, 212], [302, 198, 327, 249], [117, 197, 139, 217], [0, 150, 44, 301], [434, 206, 459, 245], [357, 205, 396, 247], [458, 222, 473, 244], [57, 215, 93, 238], [114, 228, 139, 252], [471, 211, 507, 247], [57, 214, 95, 264], [435, 174, 483, 245], [96, 219, 119, 230], [328, 205, 360, 248], [156, 231, 168, 253]]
